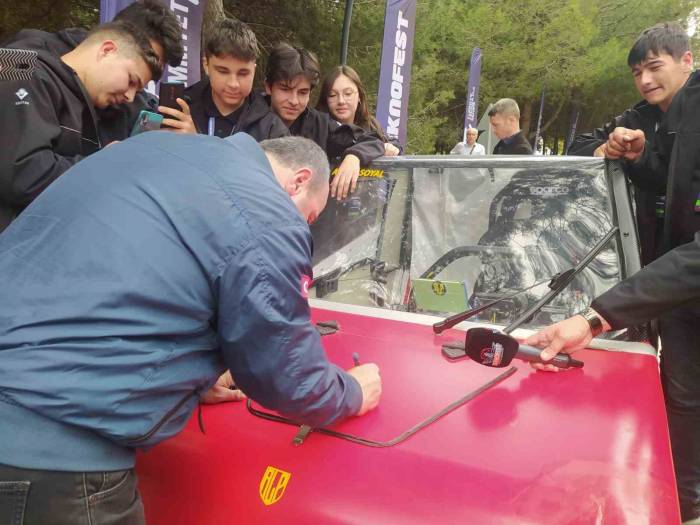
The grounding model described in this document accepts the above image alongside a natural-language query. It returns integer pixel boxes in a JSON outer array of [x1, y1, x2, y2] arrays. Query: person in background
[[4, 0, 184, 145], [317, 65, 401, 156], [264, 43, 385, 201], [0, 21, 161, 232], [488, 98, 533, 155], [450, 126, 485, 155], [162, 18, 287, 141], [568, 22, 692, 268]]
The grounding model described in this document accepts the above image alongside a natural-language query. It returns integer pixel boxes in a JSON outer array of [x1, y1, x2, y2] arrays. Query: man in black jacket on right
[[567, 24, 692, 267], [488, 98, 533, 155], [540, 23, 700, 523]]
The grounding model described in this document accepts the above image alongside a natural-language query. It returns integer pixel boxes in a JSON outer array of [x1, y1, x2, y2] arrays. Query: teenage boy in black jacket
[[4, 0, 184, 146], [0, 22, 161, 232], [567, 24, 691, 268], [162, 18, 287, 141], [556, 23, 700, 523], [263, 43, 385, 200]]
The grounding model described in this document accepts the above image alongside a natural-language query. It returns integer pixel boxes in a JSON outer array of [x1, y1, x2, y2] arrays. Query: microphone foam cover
[[465, 328, 519, 367]]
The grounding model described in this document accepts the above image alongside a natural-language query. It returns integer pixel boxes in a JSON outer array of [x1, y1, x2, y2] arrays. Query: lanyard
[[208, 117, 215, 136]]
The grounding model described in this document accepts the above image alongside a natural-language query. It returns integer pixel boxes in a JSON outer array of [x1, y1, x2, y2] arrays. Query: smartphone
[[130, 110, 164, 136], [0, 48, 38, 81], [158, 81, 185, 111]]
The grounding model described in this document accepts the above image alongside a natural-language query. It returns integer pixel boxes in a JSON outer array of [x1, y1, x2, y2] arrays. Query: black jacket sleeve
[[328, 123, 385, 166], [0, 73, 82, 209], [625, 138, 670, 193], [591, 232, 700, 329], [568, 128, 607, 156], [261, 113, 290, 140]]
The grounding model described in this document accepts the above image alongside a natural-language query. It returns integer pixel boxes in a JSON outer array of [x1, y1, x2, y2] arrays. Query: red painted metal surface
[[136, 307, 680, 524]]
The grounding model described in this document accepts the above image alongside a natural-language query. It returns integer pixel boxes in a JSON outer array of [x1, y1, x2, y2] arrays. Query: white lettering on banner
[[167, 0, 199, 84], [386, 10, 410, 138], [467, 87, 476, 123]]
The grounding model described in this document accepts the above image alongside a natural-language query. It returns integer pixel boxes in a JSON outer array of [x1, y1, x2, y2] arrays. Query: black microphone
[[464, 327, 583, 369]]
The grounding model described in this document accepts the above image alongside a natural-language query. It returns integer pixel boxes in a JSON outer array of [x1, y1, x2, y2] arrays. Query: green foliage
[[3, 0, 698, 152]]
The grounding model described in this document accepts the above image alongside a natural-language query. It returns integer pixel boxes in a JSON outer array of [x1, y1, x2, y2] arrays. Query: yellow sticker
[[431, 281, 447, 296], [330, 168, 385, 178], [259, 466, 291, 506]]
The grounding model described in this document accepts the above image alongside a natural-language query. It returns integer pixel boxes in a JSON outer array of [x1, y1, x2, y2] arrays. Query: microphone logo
[[480, 342, 504, 366]]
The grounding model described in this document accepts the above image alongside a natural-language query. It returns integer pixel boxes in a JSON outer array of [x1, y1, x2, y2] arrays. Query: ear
[[202, 56, 209, 76], [264, 81, 272, 96], [681, 50, 694, 72], [97, 40, 118, 60], [286, 167, 312, 196]]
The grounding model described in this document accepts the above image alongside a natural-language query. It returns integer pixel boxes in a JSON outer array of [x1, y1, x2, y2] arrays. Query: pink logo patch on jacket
[[300, 275, 312, 299]]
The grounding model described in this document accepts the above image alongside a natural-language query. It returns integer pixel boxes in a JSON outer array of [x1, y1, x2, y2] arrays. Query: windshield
[[310, 157, 637, 334]]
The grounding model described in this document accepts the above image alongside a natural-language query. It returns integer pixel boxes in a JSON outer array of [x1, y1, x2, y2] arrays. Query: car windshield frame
[[309, 155, 641, 338]]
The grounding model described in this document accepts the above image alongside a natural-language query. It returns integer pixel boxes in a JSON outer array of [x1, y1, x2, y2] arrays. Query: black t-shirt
[[203, 88, 245, 137]]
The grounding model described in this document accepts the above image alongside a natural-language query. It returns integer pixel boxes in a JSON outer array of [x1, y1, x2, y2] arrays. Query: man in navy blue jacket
[[0, 133, 381, 525]]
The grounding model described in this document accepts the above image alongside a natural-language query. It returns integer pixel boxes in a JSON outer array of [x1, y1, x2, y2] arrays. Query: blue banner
[[565, 107, 580, 154], [462, 47, 482, 141], [533, 86, 546, 151], [100, 0, 205, 86], [375, 0, 417, 146]]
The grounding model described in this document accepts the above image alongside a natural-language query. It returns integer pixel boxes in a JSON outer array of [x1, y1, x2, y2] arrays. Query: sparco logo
[[480, 342, 504, 366], [15, 88, 29, 106]]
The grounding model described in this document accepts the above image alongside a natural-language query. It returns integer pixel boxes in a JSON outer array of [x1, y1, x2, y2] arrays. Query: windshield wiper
[[432, 226, 619, 334]]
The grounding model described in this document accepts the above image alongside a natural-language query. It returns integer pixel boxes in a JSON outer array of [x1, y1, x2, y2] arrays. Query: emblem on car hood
[[259, 466, 291, 506]]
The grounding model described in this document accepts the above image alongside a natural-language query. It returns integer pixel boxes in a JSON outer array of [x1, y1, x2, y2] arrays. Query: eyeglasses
[[328, 89, 358, 101]]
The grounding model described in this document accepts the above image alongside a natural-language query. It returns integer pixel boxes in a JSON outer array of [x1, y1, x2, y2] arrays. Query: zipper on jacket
[[126, 388, 201, 445]]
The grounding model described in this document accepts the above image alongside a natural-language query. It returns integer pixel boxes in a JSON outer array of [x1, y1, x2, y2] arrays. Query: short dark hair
[[86, 21, 163, 81], [265, 43, 320, 89], [627, 22, 690, 66], [204, 18, 259, 62], [113, 0, 184, 68]]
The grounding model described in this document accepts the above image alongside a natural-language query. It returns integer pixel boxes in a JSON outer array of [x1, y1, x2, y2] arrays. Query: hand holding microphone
[[465, 327, 584, 370]]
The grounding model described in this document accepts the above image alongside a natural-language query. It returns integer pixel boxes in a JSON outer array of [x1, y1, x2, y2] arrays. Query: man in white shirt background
[[450, 126, 485, 155]]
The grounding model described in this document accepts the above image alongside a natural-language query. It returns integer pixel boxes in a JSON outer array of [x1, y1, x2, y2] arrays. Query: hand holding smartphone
[[157, 81, 196, 133], [158, 82, 185, 112]]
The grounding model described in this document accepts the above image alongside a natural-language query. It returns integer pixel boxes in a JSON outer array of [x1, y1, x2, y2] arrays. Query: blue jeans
[[0, 463, 144, 525]]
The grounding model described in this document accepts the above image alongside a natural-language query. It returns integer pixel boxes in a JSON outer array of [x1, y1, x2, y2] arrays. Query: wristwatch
[[580, 308, 604, 337]]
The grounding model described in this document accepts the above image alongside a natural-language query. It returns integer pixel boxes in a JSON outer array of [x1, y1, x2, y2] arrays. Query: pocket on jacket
[[0, 481, 30, 525], [85, 470, 144, 525]]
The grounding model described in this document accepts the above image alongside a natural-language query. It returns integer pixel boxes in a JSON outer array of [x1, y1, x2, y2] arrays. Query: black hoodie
[[184, 80, 288, 141], [0, 47, 100, 231], [5, 28, 158, 145], [568, 99, 665, 266], [286, 105, 385, 167]]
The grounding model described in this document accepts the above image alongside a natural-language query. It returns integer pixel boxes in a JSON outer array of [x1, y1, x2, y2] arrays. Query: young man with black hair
[[264, 43, 385, 200], [4, 0, 184, 145], [163, 18, 287, 141], [568, 23, 700, 523], [568, 22, 692, 267], [0, 22, 161, 232]]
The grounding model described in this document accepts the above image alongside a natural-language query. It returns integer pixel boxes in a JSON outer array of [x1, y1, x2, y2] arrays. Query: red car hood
[[136, 306, 679, 524]]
